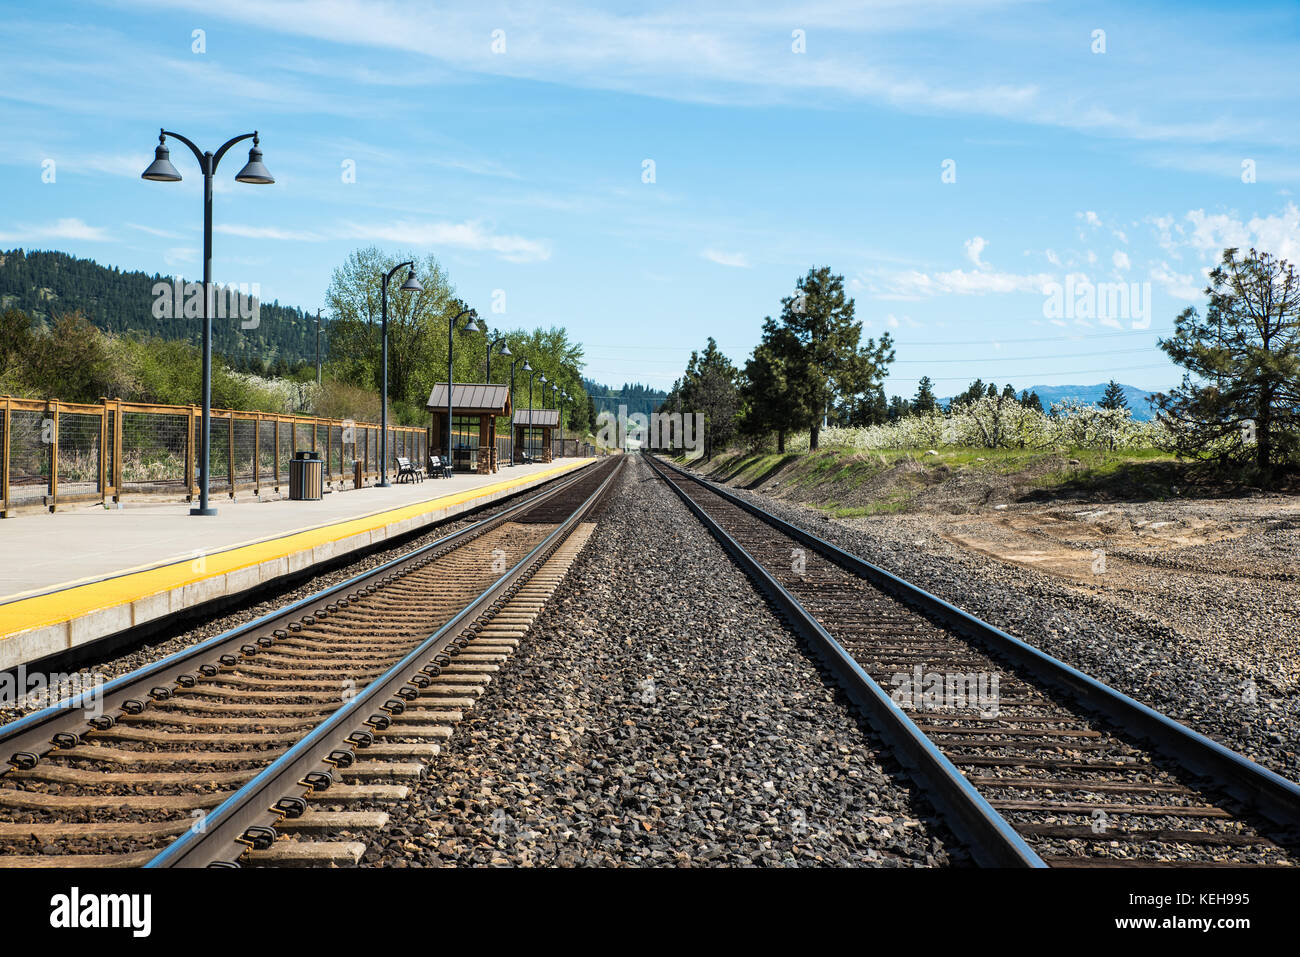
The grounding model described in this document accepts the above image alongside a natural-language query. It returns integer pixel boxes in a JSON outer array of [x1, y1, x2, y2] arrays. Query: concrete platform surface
[[0, 457, 596, 670]]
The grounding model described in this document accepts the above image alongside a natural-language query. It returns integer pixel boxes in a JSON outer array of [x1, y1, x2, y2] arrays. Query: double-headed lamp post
[[142, 128, 274, 516], [485, 336, 510, 381], [377, 262, 423, 487], [551, 384, 559, 458], [447, 304, 485, 473], [511, 358, 529, 467]]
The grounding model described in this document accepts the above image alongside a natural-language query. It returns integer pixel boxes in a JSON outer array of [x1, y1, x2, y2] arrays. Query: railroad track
[[646, 453, 1300, 868], [0, 456, 621, 867]]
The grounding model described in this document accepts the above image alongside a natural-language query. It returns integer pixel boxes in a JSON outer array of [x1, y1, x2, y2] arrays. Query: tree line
[[0, 248, 318, 368], [0, 245, 597, 436], [658, 249, 1300, 478]]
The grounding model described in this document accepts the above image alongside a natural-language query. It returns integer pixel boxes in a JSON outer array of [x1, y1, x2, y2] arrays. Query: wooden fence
[[0, 395, 428, 517]]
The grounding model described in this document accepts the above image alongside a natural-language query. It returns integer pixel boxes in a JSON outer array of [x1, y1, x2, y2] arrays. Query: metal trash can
[[289, 450, 323, 500]]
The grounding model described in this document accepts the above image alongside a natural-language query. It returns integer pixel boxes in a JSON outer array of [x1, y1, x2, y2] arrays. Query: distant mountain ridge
[[0, 248, 318, 368], [580, 377, 667, 419], [940, 383, 1157, 420]]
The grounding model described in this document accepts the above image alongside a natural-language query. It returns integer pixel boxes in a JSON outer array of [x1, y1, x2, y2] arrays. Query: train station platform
[[0, 457, 597, 671]]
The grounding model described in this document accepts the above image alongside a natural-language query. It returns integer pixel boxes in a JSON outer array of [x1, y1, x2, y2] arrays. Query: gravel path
[[363, 455, 965, 867], [705, 474, 1300, 784]]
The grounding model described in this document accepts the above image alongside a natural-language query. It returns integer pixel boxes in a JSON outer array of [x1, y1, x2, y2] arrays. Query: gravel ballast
[[364, 455, 965, 867], [0, 479, 576, 726], [704, 473, 1300, 784]]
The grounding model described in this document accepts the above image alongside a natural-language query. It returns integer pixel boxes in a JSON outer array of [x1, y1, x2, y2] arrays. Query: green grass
[[822, 492, 914, 518]]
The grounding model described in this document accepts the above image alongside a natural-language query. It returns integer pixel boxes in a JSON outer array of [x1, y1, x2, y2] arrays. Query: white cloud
[[1162, 202, 1300, 263], [351, 220, 551, 263], [872, 267, 1055, 299], [0, 217, 111, 242], [127, 222, 185, 239], [216, 224, 326, 242], [1045, 248, 1061, 267], [1112, 250, 1131, 271], [1079, 211, 1103, 228], [215, 219, 552, 263], [702, 248, 750, 268], [1149, 261, 1201, 300], [964, 235, 988, 268]]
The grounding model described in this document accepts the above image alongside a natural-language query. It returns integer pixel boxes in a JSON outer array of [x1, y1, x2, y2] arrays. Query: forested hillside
[[0, 249, 318, 369], [581, 378, 667, 418]]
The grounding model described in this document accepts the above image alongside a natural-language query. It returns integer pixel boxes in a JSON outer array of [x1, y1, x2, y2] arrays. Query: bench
[[395, 456, 425, 483], [431, 454, 452, 479]]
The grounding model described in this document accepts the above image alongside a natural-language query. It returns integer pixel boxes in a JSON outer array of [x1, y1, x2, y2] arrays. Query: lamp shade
[[235, 145, 275, 185], [142, 142, 182, 182], [498, 343, 511, 357], [523, 360, 531, 372], [400, 271, 423, 292]]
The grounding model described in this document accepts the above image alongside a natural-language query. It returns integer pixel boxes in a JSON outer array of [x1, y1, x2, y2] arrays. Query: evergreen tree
[[1099, 379, 1129, 410], [952, 378, 987, 407], [1155, 247, 1300, 472], [1019, 389, 1044, 414], [738, 319, 804, 451], [774, 266, 894, 450], [913, 375, 938, 413], [679, 337, 740, 458]]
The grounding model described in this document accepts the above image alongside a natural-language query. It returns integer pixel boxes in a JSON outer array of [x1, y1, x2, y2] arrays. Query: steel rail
[[147, 456, 621, 867], [650, 455, 1300, 831], [644, 454, 1042, 867], [0, 461, 606, 774], [649, 454, 1300, 859]]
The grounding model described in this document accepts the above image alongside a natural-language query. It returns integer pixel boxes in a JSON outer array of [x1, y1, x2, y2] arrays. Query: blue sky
[[2, 1, 1299, 398]]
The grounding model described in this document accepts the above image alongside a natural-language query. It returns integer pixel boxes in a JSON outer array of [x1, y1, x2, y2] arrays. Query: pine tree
[[913, 375, 938, 413], [1155, 247, 1300, 473], [679, 337, 740, 458], [775, 266, 894, 450], [739, 323, 803, 452], [1099, 380, 1129, 410]]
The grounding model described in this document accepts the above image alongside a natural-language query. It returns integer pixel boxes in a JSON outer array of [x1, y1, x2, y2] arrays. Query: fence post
[[326, 418, 332, 485], [273, 418, 280, 492], [253, 413, 261, 496], [1, 396, 10, 518], [113, 399, 123, 500], [48, 399, 59, 513], [98, 397, 108, 506], [228, 412, 235, 497], [186, 404, 197, 500]]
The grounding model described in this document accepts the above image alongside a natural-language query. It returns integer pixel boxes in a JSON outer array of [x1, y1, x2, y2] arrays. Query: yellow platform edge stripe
[[0, 459, 593, 637]]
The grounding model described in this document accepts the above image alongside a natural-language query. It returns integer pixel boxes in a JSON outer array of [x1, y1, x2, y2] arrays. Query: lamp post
[[376, 261, 423, 487], [560, 390, 568, 455], [446, 304, 484, 473], [485, 336, 510, 381], [526, 367, 537, 462], [142, 127, 274, 516], [537, 373, 548, 460], [551, 384, 559, 459], [511, 358, 528, 467]]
